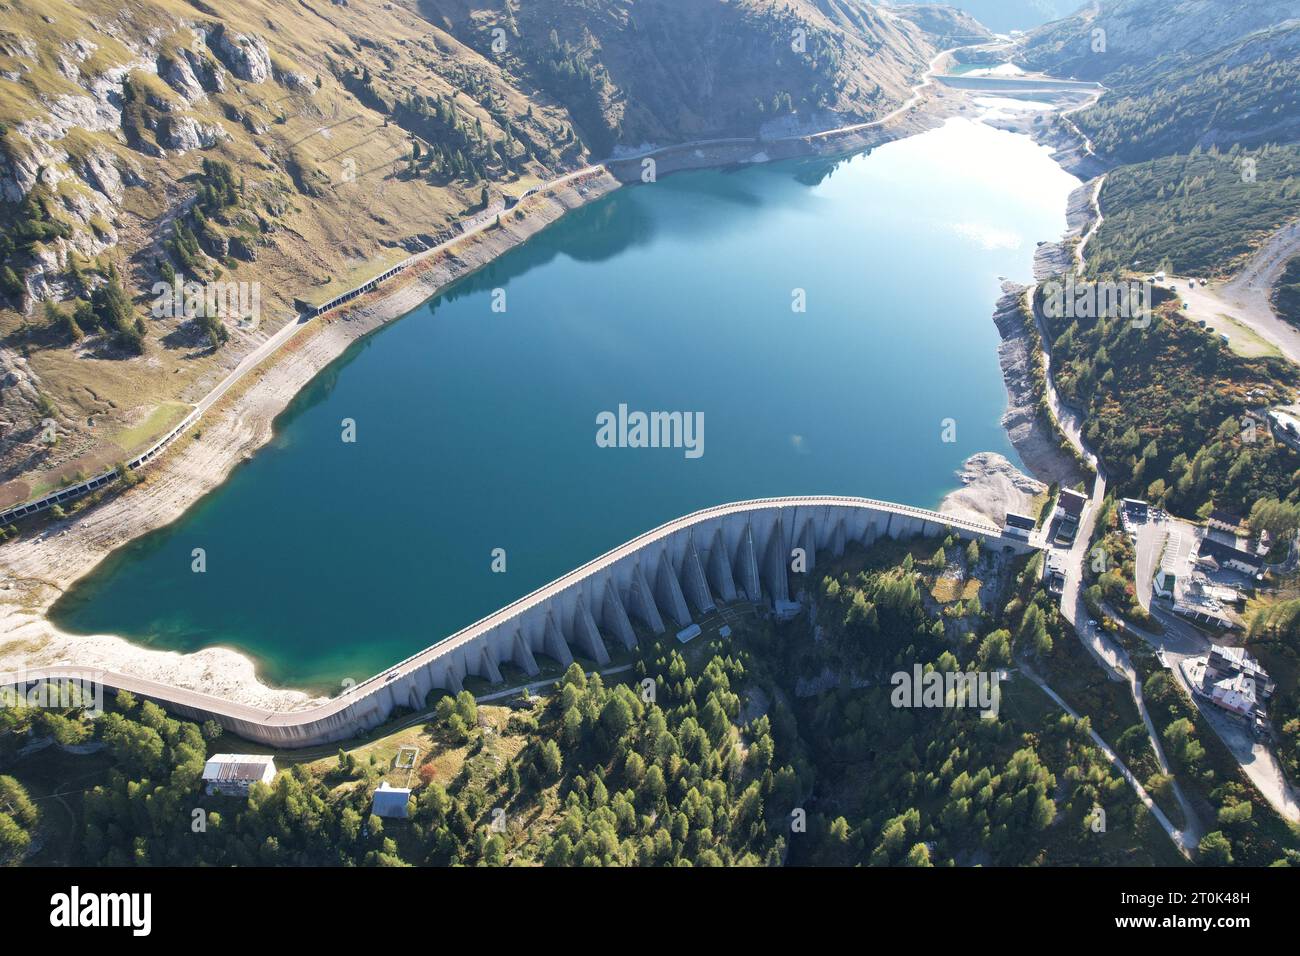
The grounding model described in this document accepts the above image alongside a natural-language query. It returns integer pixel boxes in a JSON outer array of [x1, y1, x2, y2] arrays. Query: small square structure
[[1057, 488, 1088, 518], [202, 754, 276, 796], [774, 600, 802, 620], [372, 781, 412, 819], [1003, 513, 1035, 539]]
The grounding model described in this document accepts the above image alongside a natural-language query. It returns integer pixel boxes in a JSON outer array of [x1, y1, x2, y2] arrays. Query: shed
[[372, 781, 412, 819]]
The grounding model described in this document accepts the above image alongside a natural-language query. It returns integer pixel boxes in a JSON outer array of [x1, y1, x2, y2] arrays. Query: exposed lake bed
[[4, 103, 1087, 704]]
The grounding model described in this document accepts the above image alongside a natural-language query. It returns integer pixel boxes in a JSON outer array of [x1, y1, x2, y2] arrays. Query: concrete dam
[[9, 496, 1037, 748]]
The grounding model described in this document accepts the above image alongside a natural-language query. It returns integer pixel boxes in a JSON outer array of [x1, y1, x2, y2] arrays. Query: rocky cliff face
[[208, 25, 273, 83], [0, 0, 945, 503], [419, 0, 956, 151], [1017, 0, 1300, 81]]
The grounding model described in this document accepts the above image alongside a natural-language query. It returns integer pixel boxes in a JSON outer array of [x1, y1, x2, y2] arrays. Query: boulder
[[159, 115, 225, 151], [75, 147, 125, 203]]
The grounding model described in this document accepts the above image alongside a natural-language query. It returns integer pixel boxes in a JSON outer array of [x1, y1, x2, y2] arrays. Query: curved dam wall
[[10, 496, 1036, 748]]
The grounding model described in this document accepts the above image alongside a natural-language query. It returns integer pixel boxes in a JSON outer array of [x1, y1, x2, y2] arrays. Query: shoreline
[[980, 89, 1106, 491], [0, 75, 966, 712], [1, 60, 1100, 713], [0, 171, 623, 712], [937, 87, 1104, 524]]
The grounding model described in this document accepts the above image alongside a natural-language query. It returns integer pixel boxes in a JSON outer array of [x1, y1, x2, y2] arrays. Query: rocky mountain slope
[[1017, 0, 1300, 81], [417, 0, 954, 152], [1018, 0, 1300, 163], [0, 0, 951, 512], [1012, 0, 1300, 281]]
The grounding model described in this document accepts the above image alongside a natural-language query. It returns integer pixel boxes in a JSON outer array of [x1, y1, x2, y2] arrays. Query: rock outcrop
[[208, 25, 272, 83]]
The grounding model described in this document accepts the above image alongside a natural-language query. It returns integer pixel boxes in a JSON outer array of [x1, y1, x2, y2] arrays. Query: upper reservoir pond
[[52, 118, 1078, 691]]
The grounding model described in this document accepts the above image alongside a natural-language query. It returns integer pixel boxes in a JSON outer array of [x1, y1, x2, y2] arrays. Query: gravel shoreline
[[939, 94, 1102, 527], [0, 173, 620, 711], [0, 81, 1090, 711]]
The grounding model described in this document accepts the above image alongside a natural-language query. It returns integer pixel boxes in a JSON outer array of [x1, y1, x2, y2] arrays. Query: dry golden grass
[[0, 0, 938, 503], [930, 572, 982, 604], [0, 0, 590, 498]]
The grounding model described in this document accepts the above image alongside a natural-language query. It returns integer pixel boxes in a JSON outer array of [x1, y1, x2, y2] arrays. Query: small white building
[[1056, 488, 1089, 521], [1186, 644, 1275, 727], [1121, 498, 1148, 521], [1003, 512, 1035, 540], [202, 754, 277, 796], [1153, 542, 1181, 600], [1045, 552, 1066, 594], [372, 781, 412, 819]]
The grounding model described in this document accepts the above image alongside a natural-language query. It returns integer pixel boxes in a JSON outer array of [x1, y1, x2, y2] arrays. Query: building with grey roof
[[202, 754, 277, 797]]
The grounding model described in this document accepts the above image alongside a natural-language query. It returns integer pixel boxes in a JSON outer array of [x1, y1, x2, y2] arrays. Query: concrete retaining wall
[[8, 496, 1035, 748]]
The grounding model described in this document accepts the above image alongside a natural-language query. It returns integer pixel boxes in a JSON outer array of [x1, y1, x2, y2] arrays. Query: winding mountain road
[[1193, 220, 1300, 366]]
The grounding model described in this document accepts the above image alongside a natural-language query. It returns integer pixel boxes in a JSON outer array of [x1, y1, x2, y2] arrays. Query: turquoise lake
[[51, 118, 1079, 691]]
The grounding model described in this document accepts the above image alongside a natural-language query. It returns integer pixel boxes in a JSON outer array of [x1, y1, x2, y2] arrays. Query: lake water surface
[[52, 118, 1078, 691]]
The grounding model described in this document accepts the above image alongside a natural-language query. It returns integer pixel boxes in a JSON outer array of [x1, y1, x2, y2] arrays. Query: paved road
[[1030, 282, 1209, 842], [1052, 70, 1298, 368], [196, 312, 310, 415], [1047, 461, 1208, 840], [474, 664, 634, 704], [5, 494, 1011, 744], [1075, 174, 1106, 273], [1082, 600, 1205, 843], [1118, 601, 1300, 825], [799, 46, 960, 142], [1128, 517, 1300, 823], [1058, 82, 1107, 273], [1144, 227, 1300, 367], [1131, 517, 1169, 613], [1059, 89, 1102, 159], [1019, 662, 1192, 857], [1180, 665, 1300, 824], [1217, 220, 1300, 365], [1164, 272, 1293, 361], [1027, 291, 1092, 464]]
